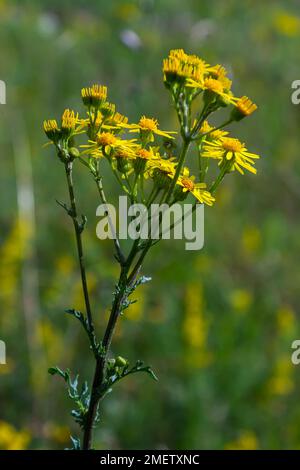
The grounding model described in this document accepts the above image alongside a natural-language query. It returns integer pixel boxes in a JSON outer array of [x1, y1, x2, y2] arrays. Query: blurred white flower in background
[[37, 12, 60, 37], [190, 19, 216, 43], [120, 29, 142, 50]]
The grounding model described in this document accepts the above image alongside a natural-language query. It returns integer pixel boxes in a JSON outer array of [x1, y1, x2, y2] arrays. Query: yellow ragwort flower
[[202, 136, 260, 175], [100, 102, 116, 119], [209, 64, 228, 80], [43, 119, 60, 141], [147, 157, 177, 175], [136, 147, 161, 161], [163, 49, 211, 83], [97, 132, 136, 150], [110, 111, 129, 126], [43, 109, 83, 143], [131, 147, 161, 175], [198, 120, 229, 140], [82, 131, 137, 158], [176, 167, 215, 206], [61, 109, 80, 134], [163, 56, 182, 76], [81, 84, 107, 107], [97, 132, 118, 147], [168, 48, 188, 61], [170, 49, 210, 75], [187, 77, 237, 105], [148, 158, 176, 189], [128, 115, 176, 140], [232, 96, 258, 120], [84, 106, 129, 132]]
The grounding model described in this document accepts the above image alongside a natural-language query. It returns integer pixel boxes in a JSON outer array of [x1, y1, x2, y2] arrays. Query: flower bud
[[153, 169, 171, 190], [117, 157, 131, 174], [81, 84, 107, 108], [69, 147, 80, 159], [43, 119, 61, 143], [115, 356, 128, 367], [231, 96, 257, 121], [133, 157, 147, 175], [100, 102, 116, 119]]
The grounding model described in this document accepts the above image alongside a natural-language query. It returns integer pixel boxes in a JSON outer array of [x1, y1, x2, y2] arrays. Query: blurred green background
[[1, 0, 300, 450]]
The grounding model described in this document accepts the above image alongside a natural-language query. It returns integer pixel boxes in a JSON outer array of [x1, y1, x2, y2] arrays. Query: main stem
[[82, 242, 140, 450], [65, 160, 94, 334]]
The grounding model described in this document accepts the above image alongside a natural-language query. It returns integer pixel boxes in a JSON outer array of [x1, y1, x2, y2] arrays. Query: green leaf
[[48, 366, 66, 378], [145, 367, 159, 382], [69, 435, 81, 450], [49, 365, 91, 429], [65, 308, 102, 359], [102, 359, 158, 397]]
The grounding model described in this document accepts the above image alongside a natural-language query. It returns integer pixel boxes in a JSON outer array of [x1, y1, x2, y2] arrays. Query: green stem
[[93, 167, 126, 266], [132, 172, 139, 200], [209, 163, 230, 193], [128, 240, 152, 285], [140, 174, 146, 204], [165, 138, 190, 203], [64, 161, 94, 334], [199, 118, 233, 140], [147, 186, 161, 208]]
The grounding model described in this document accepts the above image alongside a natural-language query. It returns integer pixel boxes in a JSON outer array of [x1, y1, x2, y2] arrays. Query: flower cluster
[[44, 49, 260, 209]]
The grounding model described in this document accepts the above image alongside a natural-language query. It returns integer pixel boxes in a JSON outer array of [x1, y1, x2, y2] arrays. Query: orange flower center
[[204, 78, 224, 94], [139, 116, 158, 131], [138, 149, 152, 159], [222, 137, 243, 153], [181, 178, 194, 191], [97, 132, 117, 146]]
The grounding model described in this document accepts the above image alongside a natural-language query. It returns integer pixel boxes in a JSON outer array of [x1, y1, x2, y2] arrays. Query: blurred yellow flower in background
[[276, 305, 296, 336], [241, 225, 261, 255], [225, 430, 258, 450], [230, 289, 253, 314], [55, 254, 75, 276], [126, 290, 145, 322], [267, 355, 294, 396], [273, 10, 300, 37], [115, 2, 140, 21], [0, 219, 31, 329], [45, 423, 70, 445], [0, 358, 15, 375], [183, 282, 213, 368], [37, 319, 64, 365], [0, 421, 30, 450]]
